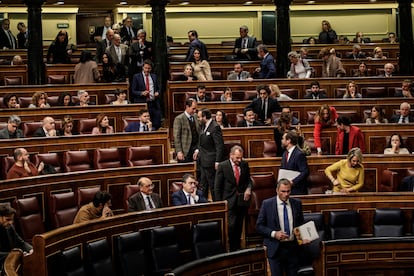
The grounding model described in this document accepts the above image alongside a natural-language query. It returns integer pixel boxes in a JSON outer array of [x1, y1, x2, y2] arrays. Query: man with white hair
[[75, 90, 94, 106], [95, 28, 114, 63], [233, 25, 257, 60], [390, 102, 414, 123]]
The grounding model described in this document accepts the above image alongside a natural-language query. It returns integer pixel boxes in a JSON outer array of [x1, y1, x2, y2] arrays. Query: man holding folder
[[279, 131, 309, 195]]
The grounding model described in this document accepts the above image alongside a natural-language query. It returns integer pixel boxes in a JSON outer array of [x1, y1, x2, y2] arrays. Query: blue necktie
[[283, 201, 290, 235], [187, 194, 191, 205]]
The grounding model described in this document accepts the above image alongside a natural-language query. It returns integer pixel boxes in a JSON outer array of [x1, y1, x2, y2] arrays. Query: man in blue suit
[[254, 44, 276, 79], [256, 178, 305, 276], [280, 131, 309, 195], [172, 174, 208, 206], [131, 59, 162, 130], [125, 109, 153, 132]]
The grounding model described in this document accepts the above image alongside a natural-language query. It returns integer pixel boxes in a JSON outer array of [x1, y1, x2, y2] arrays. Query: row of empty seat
[[54, 223, 224, 276], [1, 146, 154, 179]]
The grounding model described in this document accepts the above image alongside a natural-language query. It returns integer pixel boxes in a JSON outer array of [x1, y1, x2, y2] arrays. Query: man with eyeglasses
[[128, 177, 162, 212], [33, 116, 56, 137], [0, 115, 23, 139]]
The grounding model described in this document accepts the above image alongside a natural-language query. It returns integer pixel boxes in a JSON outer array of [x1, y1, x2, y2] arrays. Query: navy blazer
[[171, 189, 208, 206], [125, 122, 153, 132], [280, 147, 309, 195], [390, 114, 414, 123], [259, 53, 276, 79], [256, 196, 304, 258], [131, 73, 159, 103], [246, 97, 281, 123]]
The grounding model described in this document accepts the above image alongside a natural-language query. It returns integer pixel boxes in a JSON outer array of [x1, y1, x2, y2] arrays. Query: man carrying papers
[[280, 131, 309, 195]]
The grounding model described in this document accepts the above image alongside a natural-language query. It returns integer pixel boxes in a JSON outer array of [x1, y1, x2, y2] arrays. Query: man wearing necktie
[[256, 179, 306, 276], [280, 131, 309, 195], [227, 63, 252, 81], [172, 174, 208, 206], [233, 25, 258, 60], [215, 145, 253, 251], [0, 19, 17, 49], [120, 16, 137, 45], [125, 109, 153, 132], [131, 59, 162, 130], [128, 177, 162, 212], [390, 102, 414, 123]]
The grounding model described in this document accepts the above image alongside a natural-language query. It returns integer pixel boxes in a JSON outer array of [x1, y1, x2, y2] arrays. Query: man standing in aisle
[[215, 145, 252, 251]]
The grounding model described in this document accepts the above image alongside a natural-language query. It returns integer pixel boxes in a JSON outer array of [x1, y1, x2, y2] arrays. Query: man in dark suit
[[256, 178, 305, 276], [129, 29, 153, 76], [254, 44, 276, 79], [246, 84, 281, 125], [16, 22, 28, 49], [190, 84, 211, 103], [125, 109, 153, 132], [119, 16, 138, 45], [227, 63, 252, 81], [172, 174, 208, 206], [95, 29, 114, 63], [390, 102, 414, 123], [173, 98, 200, 163], [0, 19, 17, 49], [33, 117, 57, 137], [215, 145, 253, 251], [128, 177, 162, 212], [194, 109, 224, 200], [0, 115, 23, 139], [233, 25, 258, 60], [131, 59, 162, 130], [344, 44, 366, 59], [92, 16, 112, 42], [236, 108, 263, 127], [185, 30, 209, 62], [280, 131, 309, 195], [303, 80, 328, 99]]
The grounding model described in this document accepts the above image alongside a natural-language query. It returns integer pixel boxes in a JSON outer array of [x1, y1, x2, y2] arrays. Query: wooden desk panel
[[23, 201, 227, 276]]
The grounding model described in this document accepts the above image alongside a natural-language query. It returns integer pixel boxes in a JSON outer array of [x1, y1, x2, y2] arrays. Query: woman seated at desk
[[325, 147, 364, 193], [92, 113, 114, 135], [384, 133, 410, 154]]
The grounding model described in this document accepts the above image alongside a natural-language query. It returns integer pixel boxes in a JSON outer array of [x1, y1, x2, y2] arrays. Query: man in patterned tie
[[128, 177, 162, 212], [256, 178, 306, 276], [215, 145, 253, 251], [171, 174, 208, 206], [120, 16, 137, 45]]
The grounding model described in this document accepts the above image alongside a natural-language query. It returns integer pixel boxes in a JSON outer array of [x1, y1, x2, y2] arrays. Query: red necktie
[[145, 74, 150, 100], [234, 164, 240, 185], [285, 151, 289, 164]]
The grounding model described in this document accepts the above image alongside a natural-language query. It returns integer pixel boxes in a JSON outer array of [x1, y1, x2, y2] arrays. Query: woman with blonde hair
[[269, 84, 292, 101], [343, 80, 362, 99], [92, 113, 114, 135], [57, 115, 78, 136], [28, 92, 50, 108], [325, 147, 364, 193]]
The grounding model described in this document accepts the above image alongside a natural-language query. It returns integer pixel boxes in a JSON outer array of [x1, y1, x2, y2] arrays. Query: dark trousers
[[268, 241, 300, 276], [199, 165, 216, 201], [147, 100, 162, 130], [228, 206, 247, 251]]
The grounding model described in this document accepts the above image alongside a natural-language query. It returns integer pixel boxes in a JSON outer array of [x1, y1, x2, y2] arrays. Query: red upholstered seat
[[78, 118, 96, 135], [243, 90, 257, 100], [210, 90, 224, 101], [125, 146, 153, 167], [4, 76, 22, 86], [379, 169, 399, 192], [63, 150, 92, 172], [262, 140, 277, 157], [123, 185, 140, 212], [1, 156, 15, 180], [93, 148, 122, 169], [280, 88, 299, 99], [13, 197, 45, 243], [22, 122, 42, 138], [49, 192, 78, 228], [77, 186, 100, 208], [33, 153, 62, 173], [47, 75, 67, 84], [122, 117, 140, 132], [361, 87, 387, 98], [18, 97, 32, 108]]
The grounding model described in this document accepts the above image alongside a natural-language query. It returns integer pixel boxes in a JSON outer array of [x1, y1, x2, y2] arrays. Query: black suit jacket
[[236, 120, 263, 127], [0, 225, 32, 262], [280, 146, 309, 195], [185, 39, 209, 62], [33, 127, 47, 137], [256, 196, 303, 258], [120, 26, 138, 44], [390, 114, 414, 123], [233, 36, 258, 60], [95, 39, 110, 63], [198, 120, 224, 168], [128, 192, 162, 212], [215, 159, 253, 210], [171, 190, 208, 206], [400, 175, 414, 192], [0, 128, 23, 139], [17, 32, 27, 49], [246, 97, 281, 123], [0, 29, 17, 49], [128, 40, 154, 75]]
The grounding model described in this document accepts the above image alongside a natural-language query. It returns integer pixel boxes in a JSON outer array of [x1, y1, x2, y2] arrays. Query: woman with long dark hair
[[74, 51, 100, 84], [46, 30, 71, 64]]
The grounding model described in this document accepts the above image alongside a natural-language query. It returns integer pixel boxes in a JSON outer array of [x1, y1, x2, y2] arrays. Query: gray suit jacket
[[227, 70, 251, 80], [128, 192, 162, 212], [0, 128, 23, 139], [106, 44, 129, 65], [173, 112, 200, 156]]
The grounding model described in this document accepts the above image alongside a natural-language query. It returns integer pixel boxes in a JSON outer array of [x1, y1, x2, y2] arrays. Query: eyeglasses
[[143, 184, 155, 188], [10, 124, 18, 128]]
